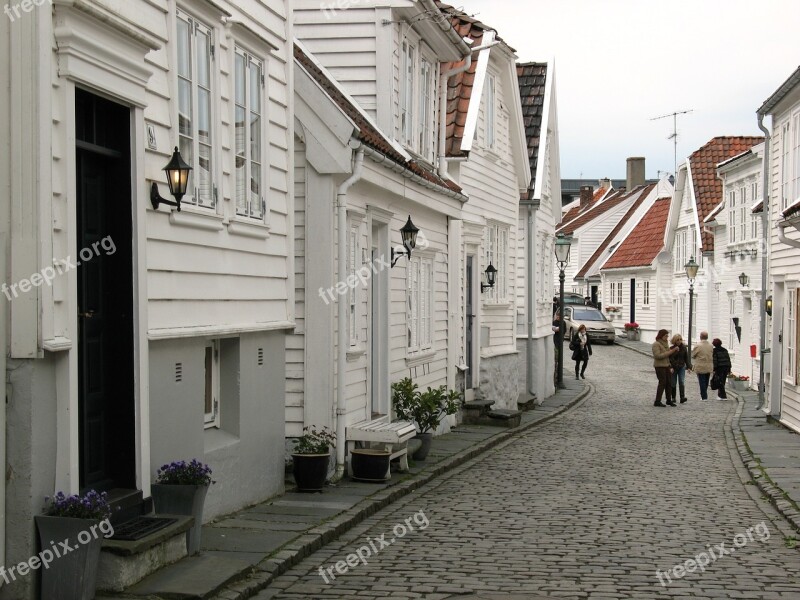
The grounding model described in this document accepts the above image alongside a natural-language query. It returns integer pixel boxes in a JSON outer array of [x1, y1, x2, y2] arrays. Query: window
[[418, 59, 433, 158], [485, 223, 509, 302], [642, 280, 650, 306], [486, 75, 496, 149], [400, 42, 435, 159], [781, 120, 791, 210], [348, 223, 360, 346], [400, 41, 415, 147], [234, 48, 264, 220], [177, 10, 215, 209], [674, 229, 687, 272], [728, 190, 737, 243], [407, 255, 434, 353], [616, 281, 623, 305], [204, 341, 220, 428], [751, 181, 759, 240], [793, 112, 800, 204], [738, 186, 747, 242], [787, 289, 797, 384]]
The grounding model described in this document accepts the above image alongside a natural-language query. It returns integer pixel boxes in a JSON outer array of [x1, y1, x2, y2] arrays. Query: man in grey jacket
[[691, 331, 713, 400]]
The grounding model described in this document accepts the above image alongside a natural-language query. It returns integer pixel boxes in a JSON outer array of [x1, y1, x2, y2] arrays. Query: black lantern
[[685, 256, 699, 369], [481, 262, 498, 293], [151, 146, 192, 212], [684, 256, 699, 281], [391, 216, 420, 267], [738, 272, 750, 287], [765, 295, 773, 317], [554, 233, 571, 267]]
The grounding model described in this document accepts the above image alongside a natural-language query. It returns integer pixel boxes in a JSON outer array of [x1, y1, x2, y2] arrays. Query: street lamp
[[480, 262, 497, 293], [554, 233, 572, 388], [738, 272, 750, 287], [390, 216, 420, 267], [151, 147, 192, 212], [765, 295, 773, 317], [685, 256, 699, 367]]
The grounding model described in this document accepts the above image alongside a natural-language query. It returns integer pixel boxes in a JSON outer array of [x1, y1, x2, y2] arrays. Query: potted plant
[[624, 322, 640, 341], [292, 426, 335, 492], [151, 459, 214, 555], [728, 373, 750, 391], [392, 377, 461, 461], [35, 490, 112, 600]]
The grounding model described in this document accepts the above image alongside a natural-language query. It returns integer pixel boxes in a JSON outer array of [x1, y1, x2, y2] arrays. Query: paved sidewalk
[[103, 378, 588, 600], [615, 339, 800, 534]]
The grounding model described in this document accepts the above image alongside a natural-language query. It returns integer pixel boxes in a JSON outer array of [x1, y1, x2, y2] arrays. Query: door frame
[[630, 278, 636, 323], [465, 248, 480, 401], [367, 207, 393, 419]]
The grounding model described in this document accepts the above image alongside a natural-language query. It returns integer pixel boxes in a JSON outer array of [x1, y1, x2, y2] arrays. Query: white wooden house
[[757, 66, 800, 431], [666, 137, 763, 350], [0, 0, 293, 595], [291, 1, 473, 475], [516, 60, 562, 403], [707, 144, 766, 387]]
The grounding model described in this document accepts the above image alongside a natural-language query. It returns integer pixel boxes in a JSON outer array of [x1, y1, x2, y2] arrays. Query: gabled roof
[[575, 184, 655, 279], [517, 61, 547, 189], [561, 186, 609, 224], [758, 65, 800, 116], [602, 197, 672, 270], [688, 136, 764, 251], [294, 42, 463, 195], [557, 188, 628, 235]]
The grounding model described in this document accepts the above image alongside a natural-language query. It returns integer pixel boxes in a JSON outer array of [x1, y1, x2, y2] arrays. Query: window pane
[[177, 18, 192, 79], [235, 155, 246, 215], [178, 79, 193, 137], [235, 53, 246, 105], [179, 134, 193, 197], [250, 61, 261, 111], [196, 29, 210, 89], [198, 142, 212, 206], [198, 88, 211, 145], [250, 113, 261, 163], [204, 346, 213, 416], [250, 166, 261, 217]]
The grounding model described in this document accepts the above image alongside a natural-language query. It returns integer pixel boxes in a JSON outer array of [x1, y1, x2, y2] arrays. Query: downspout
[[333, 147, 365, 481], [777, 220, 800, 248], [756, 114, 771, 411], [527, 204, 536, 396]]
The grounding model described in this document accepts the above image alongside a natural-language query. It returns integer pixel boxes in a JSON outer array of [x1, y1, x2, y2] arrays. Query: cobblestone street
[[258, 344, 800, 599]]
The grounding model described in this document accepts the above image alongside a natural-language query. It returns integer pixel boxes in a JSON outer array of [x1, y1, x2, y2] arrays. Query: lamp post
[[554, 233, 572, 388], [685, 256, 699, 368]]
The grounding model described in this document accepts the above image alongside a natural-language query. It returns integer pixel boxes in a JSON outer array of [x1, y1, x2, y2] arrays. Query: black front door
[[76, 89, 136, 492], [466, 256, 475, 390], [630, 278, 636, 323]]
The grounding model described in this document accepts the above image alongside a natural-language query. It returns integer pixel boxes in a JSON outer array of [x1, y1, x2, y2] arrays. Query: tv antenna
[[651, 109, 693, 181]]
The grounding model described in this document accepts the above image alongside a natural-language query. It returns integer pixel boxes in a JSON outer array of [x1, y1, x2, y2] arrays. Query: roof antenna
[[651, 109, 693, 182]]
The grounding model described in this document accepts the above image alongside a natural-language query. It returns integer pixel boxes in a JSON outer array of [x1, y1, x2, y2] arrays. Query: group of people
[[651, 329, 731, 407]]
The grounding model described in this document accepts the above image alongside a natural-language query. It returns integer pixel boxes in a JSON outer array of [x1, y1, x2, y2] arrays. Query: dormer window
[[399, 39, 436, 162], [486, 74, 496, 149]]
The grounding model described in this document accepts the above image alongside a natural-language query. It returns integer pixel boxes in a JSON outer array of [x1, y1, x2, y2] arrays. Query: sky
[[457, 0, 800, 180]]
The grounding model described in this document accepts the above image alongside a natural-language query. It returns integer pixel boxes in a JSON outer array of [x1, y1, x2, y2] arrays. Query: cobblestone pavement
[[258, 345, 800, 599]]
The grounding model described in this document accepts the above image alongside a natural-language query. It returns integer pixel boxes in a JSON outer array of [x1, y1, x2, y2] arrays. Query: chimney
[[626, 157, 645, 191], [579, 185, 593, 209], [599, 177, 612, 190]]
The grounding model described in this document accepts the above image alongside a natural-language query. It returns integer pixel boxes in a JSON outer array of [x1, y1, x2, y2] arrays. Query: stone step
[[517, 393, 537, 411], [461, 400, 496, 425], [487, 409, 522, 428]]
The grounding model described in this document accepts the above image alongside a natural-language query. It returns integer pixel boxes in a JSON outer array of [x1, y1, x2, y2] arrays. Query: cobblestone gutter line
[[209, 386, 592, 600], [729, 394, 800, 535]]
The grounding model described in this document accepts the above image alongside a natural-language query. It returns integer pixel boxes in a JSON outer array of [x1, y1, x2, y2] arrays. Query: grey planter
[[730, 379, 749, 391], [151, 484, 209, 555], [411, 432, 433, 461], [626, 330, 641, 341], [35, 515, 103, 600]]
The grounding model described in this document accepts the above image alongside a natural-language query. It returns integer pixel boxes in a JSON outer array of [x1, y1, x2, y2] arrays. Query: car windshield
[[572, 309, 606, 321]]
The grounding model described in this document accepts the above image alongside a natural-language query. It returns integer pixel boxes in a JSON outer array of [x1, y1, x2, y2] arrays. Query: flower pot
[[626, 330, 640, 341], [151, 484, 209, 555], [411, 432, 433, 461], [350, 448, 391, 481], [730, 380, 749, 391], [291, 453, 331, 492], [35, 515, 103, 600]]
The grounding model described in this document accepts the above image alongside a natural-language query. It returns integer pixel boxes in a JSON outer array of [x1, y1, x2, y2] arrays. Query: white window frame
[[400, 40, 415, 148], [642, 280, 650, 306], [348, 221, 360, 347], [176, 9, 217, 210], [751, 181, 759, 240], [486, 74, 496, 149], [233, 47, 266, 221], [674, 229, 687, 272], [418, 58, 433, 160], [738, 186, 747, 243], [485, 223, 509, 303], [204, 340, 220, 428], [728, 190, 737, 243], [786, 289, 797, 385], [781, 120, 792, 210], [407, 254, 434, 354], [400, 40, 436, 159], [793, 112, 800, 206]]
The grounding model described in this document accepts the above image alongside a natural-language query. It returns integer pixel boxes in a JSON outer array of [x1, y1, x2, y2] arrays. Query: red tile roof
[[602, 197, 672, 270], [688, 136, 763, 251], [561, 186, 609, 224], [575, 184, 655, 279], [557, 188, 628, 235], [294, 43, 463, 195], [517, 62, 547, 189]]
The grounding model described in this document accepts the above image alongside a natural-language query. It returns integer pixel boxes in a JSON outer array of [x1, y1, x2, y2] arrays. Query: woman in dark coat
[[669, 334, 689, 403], [712, 338, 732, 400], [570, 324, 592, 380]]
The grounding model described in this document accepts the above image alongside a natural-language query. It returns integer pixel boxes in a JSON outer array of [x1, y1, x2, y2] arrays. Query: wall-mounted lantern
[[391, 216, 420, 267], [738, 272, 750, 287], [765, 295, 773, 317], [151, 146, 192, 212], [480, 262, 497, 293]]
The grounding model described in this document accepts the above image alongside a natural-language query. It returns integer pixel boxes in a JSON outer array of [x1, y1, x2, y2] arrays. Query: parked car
[[563, 306, 616, 345], [562, 292, 588, 306]]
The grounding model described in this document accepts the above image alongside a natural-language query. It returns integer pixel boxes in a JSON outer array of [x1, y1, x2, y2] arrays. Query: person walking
[[669, 334, 689, 403], [712, 338, 732, 400], [652, 328, 679, 407], [570, 324, 592, 380], [691, 331, 714, 400]]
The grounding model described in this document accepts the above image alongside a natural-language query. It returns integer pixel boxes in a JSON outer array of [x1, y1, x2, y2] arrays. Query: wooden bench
[[346, 419, 417, 478]]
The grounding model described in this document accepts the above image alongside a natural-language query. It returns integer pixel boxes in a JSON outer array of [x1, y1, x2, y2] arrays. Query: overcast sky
[[459, 0, 800, 180]]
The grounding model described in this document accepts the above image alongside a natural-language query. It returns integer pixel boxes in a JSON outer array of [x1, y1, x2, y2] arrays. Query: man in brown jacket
[[691, 331, 713, 400], [652, 328, 679, 407]]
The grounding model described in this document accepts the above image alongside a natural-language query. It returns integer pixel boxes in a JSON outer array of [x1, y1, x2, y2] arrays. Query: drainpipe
[[333, 147, 364, 481], [526, 203, 536, 397], [777, 220, 800, 248], [756, 114, 771, 411]]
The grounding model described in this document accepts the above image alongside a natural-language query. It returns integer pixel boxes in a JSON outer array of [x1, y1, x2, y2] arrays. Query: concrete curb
[[211, 384, 593, 600], [727, 391, 800, 535]]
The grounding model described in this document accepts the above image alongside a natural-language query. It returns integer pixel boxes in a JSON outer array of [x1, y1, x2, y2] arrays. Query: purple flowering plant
[[155, 459, 214, 486], [44, 490, 112, 520]]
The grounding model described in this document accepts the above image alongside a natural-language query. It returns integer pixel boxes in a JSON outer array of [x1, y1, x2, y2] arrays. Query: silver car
[[563, 306, 616, 345]]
